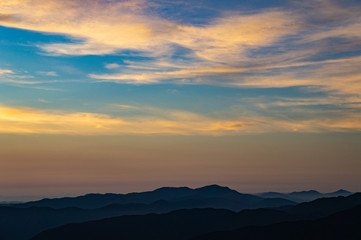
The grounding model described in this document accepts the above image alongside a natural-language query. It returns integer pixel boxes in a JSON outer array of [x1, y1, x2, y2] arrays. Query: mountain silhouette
[[30, 193, 361, 240], [13, 185, 298, 211], [30, 208, 291, 240], [258, 189, 351, 202], [1, 185, 296, 240], [15, 185, 264, 209], [284, 192, 361, 219], [193, 203, 361, 240]]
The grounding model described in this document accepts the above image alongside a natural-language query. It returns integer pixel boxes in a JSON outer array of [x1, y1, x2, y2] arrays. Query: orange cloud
[[0, 69, 13, 75], [0, 0, 298, 60], [0, 105, 245, 135], [1, 0, 360, 105], [0, 105, 360, 135]]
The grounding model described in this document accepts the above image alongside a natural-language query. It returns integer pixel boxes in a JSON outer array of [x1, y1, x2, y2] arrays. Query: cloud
[[0, 13, 15, 22], [0, 69, 60, 90], [0, 0, 298, 60], [1, 0, 360, 101], [91, 55, 361, 102], [89, 65, 248, 84], [105, 63, 122, 69], [0, 0, 170, 55], [0, 69, 14, 75], [37, 71, 58, 76], [0, 105, 245, 135], [0, 68, 60, 88], [170, 11, 299, 63], [0, 105, 360, 135], [112, 104, 139, 110], [0, 79, 47, 85], [257, 96, 361, 108]]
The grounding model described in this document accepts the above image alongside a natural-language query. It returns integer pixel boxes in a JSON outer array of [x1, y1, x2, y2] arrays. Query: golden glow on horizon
[[0, 105, 360, 135], [1, 133, 361, 197]]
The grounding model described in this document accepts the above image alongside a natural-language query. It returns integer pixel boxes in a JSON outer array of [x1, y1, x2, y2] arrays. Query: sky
[[0, 0, 361, 201]]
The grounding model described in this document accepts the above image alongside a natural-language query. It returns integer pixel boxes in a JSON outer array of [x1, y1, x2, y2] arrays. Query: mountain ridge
[[30, 192, 361, 240]]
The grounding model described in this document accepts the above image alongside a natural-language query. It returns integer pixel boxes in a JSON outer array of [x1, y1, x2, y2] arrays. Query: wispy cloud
[[37, 71, 58, 77], [1, 0, 361, 113], [0, 67, 60, 90], [0, 105, 360, 135], [105, 63, 122, 69], [0, 69, 14, 75], [0, 1, 298, 59], [112, 104, 139, 110]]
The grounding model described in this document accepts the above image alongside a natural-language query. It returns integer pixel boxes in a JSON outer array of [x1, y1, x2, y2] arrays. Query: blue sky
[[1, 0, 361, 135]]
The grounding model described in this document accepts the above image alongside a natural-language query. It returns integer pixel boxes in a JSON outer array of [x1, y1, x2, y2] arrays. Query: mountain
[[15, 185, 264, 209], [30, 193, 361, 240], [193, 203, 361, 240], [258, 189, 352, 202], [324, 189, 352, 198], [13, 185, 296, 211], [1, 185, 296, 240], [289, 190, 323, 202], [284, 192, 361, 219], [31, 208, 291, 240]]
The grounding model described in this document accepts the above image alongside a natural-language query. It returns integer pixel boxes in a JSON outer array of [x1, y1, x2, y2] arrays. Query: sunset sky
[[0, 0, 361, 201]]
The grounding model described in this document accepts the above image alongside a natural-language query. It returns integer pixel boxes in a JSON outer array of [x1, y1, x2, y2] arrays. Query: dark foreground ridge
[[31, 193, 361, 240], [194, 204, 361, 240]]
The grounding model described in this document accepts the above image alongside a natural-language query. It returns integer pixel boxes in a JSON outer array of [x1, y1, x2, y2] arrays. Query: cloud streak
[[0, 105, 360, 135], [2, 0, 360, 91], [0, 69, 14, 75], [0, 0, 298, 59]]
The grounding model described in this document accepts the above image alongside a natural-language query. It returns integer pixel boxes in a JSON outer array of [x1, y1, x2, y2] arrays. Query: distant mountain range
[[14, 185, 350, 209], [31, 193, 361, 240], [0, 185, 355, 240], [258, 189, 352, 202], [13, 185, 280, 209]]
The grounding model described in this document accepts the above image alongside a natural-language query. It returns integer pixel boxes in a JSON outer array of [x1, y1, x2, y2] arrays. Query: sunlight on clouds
[[1, 0, 361, 118], [92, 55, 361, 101], [0, 67, 60, 88], [258, 96, 361, 108], [171, 11, 298, 63], [0, 69, 13, 75], [0, 79, 49, 85], [1, 0, 165, 54], [90, 66, 248, 84], [0, 105, 246, 135], [0, 0, 297, 60], [105, 63, 122, 69], [36, 71, 58, 77], [0, 105, 360, 135]]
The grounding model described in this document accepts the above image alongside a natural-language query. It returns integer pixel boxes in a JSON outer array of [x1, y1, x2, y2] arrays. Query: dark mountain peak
[[332, 189, 351, 194], [290, 190, 321, 195], [153, 186, 191, 193], [195, 184, 231, 192], [262, 191, 282, 195]]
